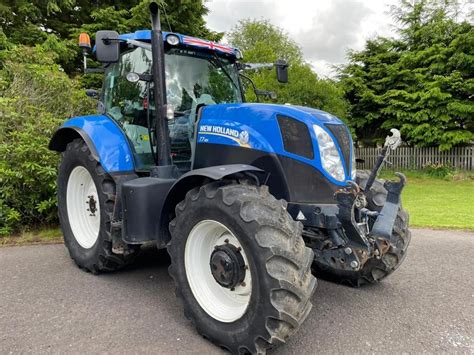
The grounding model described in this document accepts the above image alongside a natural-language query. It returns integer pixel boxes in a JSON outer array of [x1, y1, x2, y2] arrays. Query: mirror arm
[[239, 73, 260, 103], [240, 63, 274, 71]]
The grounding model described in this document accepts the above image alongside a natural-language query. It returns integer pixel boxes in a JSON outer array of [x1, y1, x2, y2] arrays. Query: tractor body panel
[[49, 115, 135, 173], [196, 103, 352, 185], [194, 103, 353, 205]]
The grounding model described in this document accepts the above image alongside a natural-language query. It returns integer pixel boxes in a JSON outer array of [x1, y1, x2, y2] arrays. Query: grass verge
[[380, 170, 474, 230], [0, 227, 63, 247]]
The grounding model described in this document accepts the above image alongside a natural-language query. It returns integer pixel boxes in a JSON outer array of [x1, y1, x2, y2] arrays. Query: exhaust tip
[[149, 2, 159, 15]]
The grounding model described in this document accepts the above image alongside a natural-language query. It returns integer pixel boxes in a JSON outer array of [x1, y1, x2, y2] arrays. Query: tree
[[227, 20, 349, 120], [340, 0, 473, 149], [0, 0, 221, 73], [0, 1, 224, 234]]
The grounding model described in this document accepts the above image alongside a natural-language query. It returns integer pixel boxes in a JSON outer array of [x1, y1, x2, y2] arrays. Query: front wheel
[[168, 182, 316, 354]]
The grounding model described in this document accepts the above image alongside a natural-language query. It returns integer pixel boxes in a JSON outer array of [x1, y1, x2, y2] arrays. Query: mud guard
[[155, 164, 264, 247], [49, 115, 135, 173]]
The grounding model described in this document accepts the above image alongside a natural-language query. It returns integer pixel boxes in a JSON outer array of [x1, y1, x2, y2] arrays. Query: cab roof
[[119, 30, 239, 58]]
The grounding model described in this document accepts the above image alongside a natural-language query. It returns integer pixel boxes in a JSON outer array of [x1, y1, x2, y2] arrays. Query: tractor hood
[[196, 103, 353, 186], [199, 103, 344, 126]]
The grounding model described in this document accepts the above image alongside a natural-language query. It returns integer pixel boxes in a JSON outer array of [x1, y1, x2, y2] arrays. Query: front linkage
[[309, 129, 406, 275]]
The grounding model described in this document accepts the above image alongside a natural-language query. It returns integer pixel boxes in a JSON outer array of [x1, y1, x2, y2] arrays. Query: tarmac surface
[[0, 228, 473, 354]]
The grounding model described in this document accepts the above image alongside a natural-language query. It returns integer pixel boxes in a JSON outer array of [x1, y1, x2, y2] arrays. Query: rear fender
[[49, 115, 134, 173]]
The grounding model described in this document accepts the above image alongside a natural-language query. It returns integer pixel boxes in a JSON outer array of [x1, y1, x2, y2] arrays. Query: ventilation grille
[[277, 115, 314, 159], [325, 124, 351, 169]]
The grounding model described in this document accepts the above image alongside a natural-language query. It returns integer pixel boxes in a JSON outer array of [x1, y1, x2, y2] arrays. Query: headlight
[[351, 149, 357, 180], [313, 125, 345, 182]]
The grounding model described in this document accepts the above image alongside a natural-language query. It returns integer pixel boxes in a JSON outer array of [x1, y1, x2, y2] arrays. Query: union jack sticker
[[183, 36, 235, 55]]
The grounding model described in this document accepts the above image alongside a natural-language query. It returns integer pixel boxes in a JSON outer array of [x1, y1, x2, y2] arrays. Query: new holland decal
[[198, 125, 250, 148]]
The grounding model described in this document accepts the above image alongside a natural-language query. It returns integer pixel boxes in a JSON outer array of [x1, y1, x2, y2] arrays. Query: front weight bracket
[[369, 172, 406, 244]]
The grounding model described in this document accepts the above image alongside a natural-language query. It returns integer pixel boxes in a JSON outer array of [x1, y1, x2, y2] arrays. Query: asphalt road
[[1, 228, 473, 354]]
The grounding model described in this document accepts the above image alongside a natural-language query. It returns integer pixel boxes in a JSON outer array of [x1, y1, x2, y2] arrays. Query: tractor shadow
[[98, 245, 408, 354]]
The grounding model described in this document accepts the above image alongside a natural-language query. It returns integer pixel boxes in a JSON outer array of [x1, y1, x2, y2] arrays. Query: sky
[[204, 0, 401, 78]]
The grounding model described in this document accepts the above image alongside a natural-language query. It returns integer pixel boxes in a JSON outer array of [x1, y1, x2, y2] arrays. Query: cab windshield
[[103, 46, 242, 170]]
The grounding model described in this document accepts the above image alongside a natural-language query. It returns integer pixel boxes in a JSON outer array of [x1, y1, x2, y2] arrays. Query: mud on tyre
[[168, 181, 317, 354]]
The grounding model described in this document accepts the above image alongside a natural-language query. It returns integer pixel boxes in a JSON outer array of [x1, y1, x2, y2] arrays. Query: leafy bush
[[422, 163, 454, 179], [0, 45, 95, 236]]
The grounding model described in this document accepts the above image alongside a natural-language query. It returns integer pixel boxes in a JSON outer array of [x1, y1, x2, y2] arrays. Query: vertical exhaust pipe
[[149, 2, 171, 167]]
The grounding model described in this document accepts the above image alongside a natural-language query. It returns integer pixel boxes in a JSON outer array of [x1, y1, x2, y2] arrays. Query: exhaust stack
[[149, 2, 172, 167]]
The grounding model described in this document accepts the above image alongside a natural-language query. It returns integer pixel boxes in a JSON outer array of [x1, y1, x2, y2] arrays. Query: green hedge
[[0, 45, 95, 236]]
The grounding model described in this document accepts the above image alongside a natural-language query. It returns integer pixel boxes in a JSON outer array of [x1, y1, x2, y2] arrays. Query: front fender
[[159, 164, 263, 242], [49, 115, 134, 173], [164, 164, 263, 209]]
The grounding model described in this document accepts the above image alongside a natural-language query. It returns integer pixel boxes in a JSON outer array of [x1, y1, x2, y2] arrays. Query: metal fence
[[355, 146, 474, 170]]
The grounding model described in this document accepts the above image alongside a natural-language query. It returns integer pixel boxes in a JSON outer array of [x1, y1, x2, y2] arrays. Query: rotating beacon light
[[78, 33, 91, 72]]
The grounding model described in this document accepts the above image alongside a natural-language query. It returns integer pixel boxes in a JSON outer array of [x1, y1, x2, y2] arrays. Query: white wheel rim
[[66, 166, 101, 249], [185, 220, 252, 323]]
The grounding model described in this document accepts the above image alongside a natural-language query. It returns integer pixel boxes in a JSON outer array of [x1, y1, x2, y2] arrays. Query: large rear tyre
[[57, 139, 135, 273], [168, 182, 316, 354], [314, 170, 411, 287]]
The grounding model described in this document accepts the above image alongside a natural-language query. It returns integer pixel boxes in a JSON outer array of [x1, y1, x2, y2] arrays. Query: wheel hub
[[210, 243, 246, 289], [86, 195, 97, 216]]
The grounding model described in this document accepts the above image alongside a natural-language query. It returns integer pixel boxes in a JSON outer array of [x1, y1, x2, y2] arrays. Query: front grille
[[277, 115, 314, 159], [325, 124, 351, 170]]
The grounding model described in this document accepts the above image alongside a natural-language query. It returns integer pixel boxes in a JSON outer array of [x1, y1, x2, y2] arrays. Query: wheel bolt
[[350, 260, 359, 269], [344, 247, 353, 255]]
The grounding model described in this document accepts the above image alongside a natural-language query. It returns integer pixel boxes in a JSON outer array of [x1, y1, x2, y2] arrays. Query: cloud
[[205, 0, 284, 33], [296, 0, 373, 64], [204, 0, 397, 77]]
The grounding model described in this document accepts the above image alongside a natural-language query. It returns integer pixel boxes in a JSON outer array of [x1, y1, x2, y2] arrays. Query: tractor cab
[[98, 31, 244, 172]]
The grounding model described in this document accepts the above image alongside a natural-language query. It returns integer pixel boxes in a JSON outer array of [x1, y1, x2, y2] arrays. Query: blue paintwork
[[197, 103, 353, 186], [118, 30, 238, 57], [61, 115, 134, 173], [58, 104, 353, 184]]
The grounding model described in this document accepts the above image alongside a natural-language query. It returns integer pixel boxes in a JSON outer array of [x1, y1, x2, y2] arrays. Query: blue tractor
[[49, 3, 410, 353]]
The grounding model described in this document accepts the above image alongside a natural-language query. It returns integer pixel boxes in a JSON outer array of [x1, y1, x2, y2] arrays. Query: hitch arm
[[365, 128, 402, 192]]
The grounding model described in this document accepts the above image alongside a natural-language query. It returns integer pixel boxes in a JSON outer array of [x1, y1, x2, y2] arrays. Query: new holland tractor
[[49, 3, 411, 353]]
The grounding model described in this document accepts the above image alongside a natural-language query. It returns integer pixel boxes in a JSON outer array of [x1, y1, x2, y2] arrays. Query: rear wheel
[[57, 138, 135, 273], [168, 181, 316, 354]]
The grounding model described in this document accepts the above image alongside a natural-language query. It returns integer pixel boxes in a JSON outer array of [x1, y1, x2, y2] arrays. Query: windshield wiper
[[210, 54, 240, 92]]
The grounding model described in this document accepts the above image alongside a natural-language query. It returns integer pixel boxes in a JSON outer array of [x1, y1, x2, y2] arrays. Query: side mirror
[[275, 59, 288, 83], [85, 89, 99, 99], [95, 31, 120, 63]]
